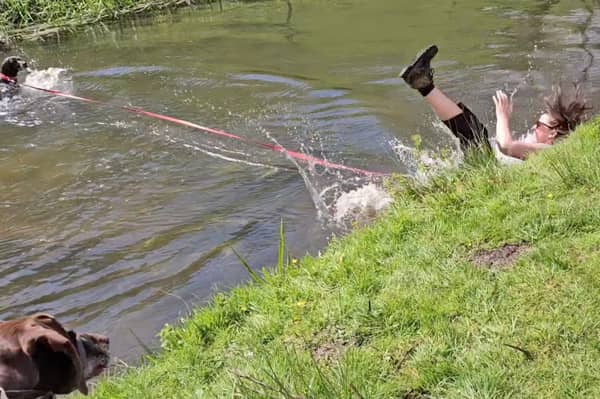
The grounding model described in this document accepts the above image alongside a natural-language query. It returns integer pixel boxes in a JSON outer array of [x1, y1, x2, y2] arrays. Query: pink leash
[[20, 83, 389, 178]]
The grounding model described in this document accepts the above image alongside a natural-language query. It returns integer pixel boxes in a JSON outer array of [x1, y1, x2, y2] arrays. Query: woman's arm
[[493, 90, 549, 160]]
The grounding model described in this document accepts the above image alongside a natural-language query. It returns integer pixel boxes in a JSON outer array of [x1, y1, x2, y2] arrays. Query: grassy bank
[[90, 120, 600, 398], [0, 0, 251, 42]]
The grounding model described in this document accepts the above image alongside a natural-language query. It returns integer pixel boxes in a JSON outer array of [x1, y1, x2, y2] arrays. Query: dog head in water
[[1, 56, 28, 79]]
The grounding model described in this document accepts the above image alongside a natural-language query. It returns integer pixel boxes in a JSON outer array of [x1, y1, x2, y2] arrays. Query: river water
[[2, 0, 599, 361]]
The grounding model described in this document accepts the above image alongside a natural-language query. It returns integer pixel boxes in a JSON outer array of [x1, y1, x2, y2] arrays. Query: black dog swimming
[[1, 56, 28, 99]]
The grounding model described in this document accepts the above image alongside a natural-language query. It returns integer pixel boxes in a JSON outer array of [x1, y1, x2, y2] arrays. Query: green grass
[[89, 119, 600, 398], [0, 0, 247, 41]]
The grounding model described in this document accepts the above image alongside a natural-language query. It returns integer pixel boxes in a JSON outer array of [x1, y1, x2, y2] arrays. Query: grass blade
[[129, 328, 155, 357], [277, 218, 286, 276], [231, 246, 264, 284]]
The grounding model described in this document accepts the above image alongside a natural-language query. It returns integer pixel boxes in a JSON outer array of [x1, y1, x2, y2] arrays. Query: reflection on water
[[1, 0, 600, 361]]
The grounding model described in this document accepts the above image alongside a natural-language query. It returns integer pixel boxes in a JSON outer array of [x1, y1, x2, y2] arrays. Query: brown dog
[[0, 314, 109, 398]]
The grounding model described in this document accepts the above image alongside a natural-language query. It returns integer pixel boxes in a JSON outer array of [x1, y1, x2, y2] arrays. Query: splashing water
[[390, 128, 461, 184], [256, 116, 395, 229], [23, 67, 71, 91], [333, 183, 393, 226], [0, 68, 71, 127]]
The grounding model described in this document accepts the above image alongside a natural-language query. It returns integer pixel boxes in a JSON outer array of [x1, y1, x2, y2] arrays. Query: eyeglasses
[[535, 120, 560, 131]]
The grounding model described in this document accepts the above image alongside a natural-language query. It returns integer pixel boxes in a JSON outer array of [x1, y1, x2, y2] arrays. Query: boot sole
[[400, 44, 438, 79]]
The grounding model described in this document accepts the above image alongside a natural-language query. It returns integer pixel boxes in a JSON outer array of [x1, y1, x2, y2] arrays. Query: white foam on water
[[332, 183, 393, 226], [1, 68, 72, 127], [279, 144, 393, 229], [390, 134, 461, 184], [23, 67, 71, 91], [249, 109, 397, 229]]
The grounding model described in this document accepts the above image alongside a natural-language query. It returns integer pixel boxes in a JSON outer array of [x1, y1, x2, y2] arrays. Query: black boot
[[400, 45, 438, 96]]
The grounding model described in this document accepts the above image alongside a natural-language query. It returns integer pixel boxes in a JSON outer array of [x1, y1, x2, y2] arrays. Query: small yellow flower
[[547, 193, 554, 199], [296, 301, 307, 308]]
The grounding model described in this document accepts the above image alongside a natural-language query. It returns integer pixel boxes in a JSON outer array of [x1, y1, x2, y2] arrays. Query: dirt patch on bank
[[310, 326, 355, 363], [472, 243, 530, 270]]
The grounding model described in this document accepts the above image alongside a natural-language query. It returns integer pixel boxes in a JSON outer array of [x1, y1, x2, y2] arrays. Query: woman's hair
[[544, 82, 592, 135]]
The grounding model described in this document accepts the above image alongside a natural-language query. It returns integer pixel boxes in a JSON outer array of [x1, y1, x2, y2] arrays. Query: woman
[[400, 45, 590, 160]]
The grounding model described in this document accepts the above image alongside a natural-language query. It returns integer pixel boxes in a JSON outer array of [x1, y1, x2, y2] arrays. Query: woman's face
[[534, 113, 561, 144]]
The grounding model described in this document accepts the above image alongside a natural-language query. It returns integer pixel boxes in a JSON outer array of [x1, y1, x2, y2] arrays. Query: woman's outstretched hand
[[493, 89, 549, 160], [493, 90, 513, 120]]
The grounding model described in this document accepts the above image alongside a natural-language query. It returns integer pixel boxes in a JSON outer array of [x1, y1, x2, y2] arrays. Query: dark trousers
[[442, 103, 491, 151]]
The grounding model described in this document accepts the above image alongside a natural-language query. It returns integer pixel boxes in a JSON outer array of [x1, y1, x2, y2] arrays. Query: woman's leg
[[401, 45, 490, 151], [423, 87, 463, 121]]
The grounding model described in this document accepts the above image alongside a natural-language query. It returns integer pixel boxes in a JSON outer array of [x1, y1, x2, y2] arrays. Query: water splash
[[333, 183, 393, 226], [0, 68, 71, 127], [23, 67, 71, 91], [509, 44, 537, 99], [243, 103, 396, 229], [390, 132, 461, 184]]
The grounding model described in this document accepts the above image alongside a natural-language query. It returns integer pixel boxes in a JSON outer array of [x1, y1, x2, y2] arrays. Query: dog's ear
[[33, 314, 73, 338], [20, 317, 89, 395], [33, 313, 60, 327]]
